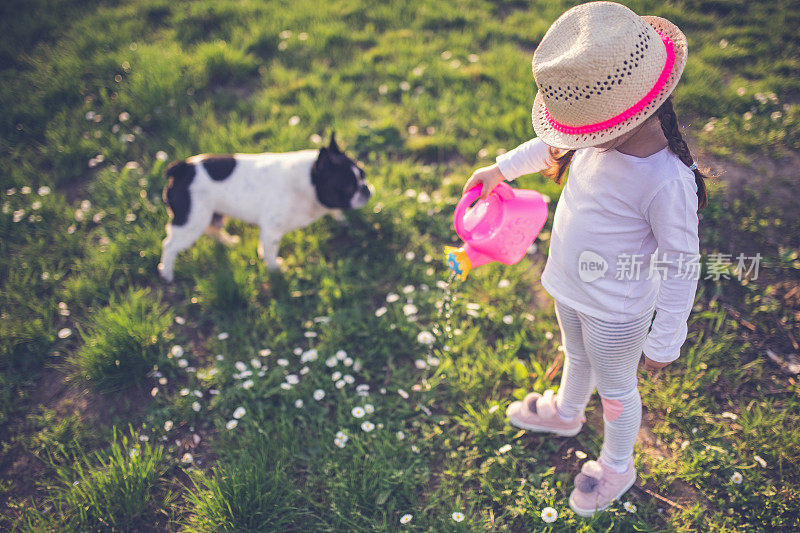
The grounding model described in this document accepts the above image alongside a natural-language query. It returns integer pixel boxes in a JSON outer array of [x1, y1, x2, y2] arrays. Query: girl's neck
[[614, 118, 668, 158]]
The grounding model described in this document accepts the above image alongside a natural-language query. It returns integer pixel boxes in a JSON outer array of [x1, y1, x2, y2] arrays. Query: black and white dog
[[158, 134, 371, 281]]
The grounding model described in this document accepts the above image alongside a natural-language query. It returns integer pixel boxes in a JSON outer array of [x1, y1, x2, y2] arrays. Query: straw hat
[[531, 1, 688, 149]]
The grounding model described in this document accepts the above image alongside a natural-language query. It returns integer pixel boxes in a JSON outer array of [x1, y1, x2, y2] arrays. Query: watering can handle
[[453, 182, 515, 240]]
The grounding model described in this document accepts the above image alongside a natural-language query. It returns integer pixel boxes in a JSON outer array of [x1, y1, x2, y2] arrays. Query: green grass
[[1, 0, 799, 530], [72, 288, 174, 391], [17, 426, 172, 531]]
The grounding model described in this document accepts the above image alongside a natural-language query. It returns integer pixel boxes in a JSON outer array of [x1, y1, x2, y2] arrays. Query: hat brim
[[531, 16, 688, 150]]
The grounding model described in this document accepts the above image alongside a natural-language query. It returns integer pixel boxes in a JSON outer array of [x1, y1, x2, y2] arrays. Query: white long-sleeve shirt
[[496, 137, 699, 363]]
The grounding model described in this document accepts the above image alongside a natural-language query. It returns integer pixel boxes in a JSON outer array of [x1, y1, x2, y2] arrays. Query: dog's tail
[[163, 160, 196, 226]]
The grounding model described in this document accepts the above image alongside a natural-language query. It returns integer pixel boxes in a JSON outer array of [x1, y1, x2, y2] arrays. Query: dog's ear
[[329, 131, 340, 153]]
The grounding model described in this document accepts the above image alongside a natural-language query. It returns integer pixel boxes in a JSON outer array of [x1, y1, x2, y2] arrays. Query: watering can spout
[[445, 245, 494, 281]]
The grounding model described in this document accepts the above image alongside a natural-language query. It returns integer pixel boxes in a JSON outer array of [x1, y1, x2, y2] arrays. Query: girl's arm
[[641, 177, 700, 364], [496, 137, 552, 181], [463, 138, 552, 198]]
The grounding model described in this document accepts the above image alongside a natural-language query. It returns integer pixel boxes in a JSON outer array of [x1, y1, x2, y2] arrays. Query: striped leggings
[[553, 299, 654, 472]]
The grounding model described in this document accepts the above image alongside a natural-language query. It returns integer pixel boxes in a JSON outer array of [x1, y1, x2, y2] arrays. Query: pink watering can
[[445, 182, 548, 280]]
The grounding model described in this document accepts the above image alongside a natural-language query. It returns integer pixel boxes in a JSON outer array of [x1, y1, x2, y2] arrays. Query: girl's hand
[[463, 164, 506, 199], [641, 353, 670, 374]]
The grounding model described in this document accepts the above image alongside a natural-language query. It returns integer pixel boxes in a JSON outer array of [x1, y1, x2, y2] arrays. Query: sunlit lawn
[[1, 0, 799, 530]]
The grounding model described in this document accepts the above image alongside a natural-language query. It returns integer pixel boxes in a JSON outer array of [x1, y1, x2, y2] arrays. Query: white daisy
[[326, 356, 338, 367], [332, 371, 342, 381], [295, 399, 304, 408], [498, 444, 512, 454], [375, 306, 387, 317], [250, 358, 262, 369], [361, 421, 375, 432], [336, 350, 347, 360], [403, 285, 415, 294], [414, 359, 427, 369], [181, 452, 193, 464], [233, 406, 246, 419], [286, 374, 299, 385], [352, 406, 366, 418], [170, 345, 184, 357], [364, 403, 374, 414], [178, 359, 188, 368], [235, 361, 247, 372], [397, 431, 405, 440], [280, 383, 292, 390], [452, 511, 465, 522], [334, 437, 347, 448], [192, 401, 201, 412], [343, 374, 354, 384], [398, 388, 409, 399], [343, 357, 353, 367], [151, 387, 159, 397], [164, 420, 173, 431], [217, 332, 229, 340], [399, 514, 412, 524], [225, 419, 238, 430], [403, 304, 418, 316], [242, 379, 254, 390], [277, 358, 289, 367], [386, 293, 400, 303], [335, 379, 346, 389], [259, 348, 271, 357], [731, 471, 743, 484], [417, 331, 435, 345], [180, 388, 190, 396], [502, 315, 514, 324], [541, 507, 557, 523], [57, 328, 72, 339], [623, 501, 637, 513], [300, 366, 310, 375], [427, 356, 440, 367], [215, 354, 225, 361], [301, 349, 318, 363], [314, 389, 325, 401]]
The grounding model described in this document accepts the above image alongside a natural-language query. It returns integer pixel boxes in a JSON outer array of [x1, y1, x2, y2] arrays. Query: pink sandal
[[569, 458, 637, 517], [506, 389, 584, 437]]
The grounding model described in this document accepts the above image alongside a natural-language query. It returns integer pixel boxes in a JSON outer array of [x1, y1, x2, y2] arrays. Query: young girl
[[463, 2, 709, 517]]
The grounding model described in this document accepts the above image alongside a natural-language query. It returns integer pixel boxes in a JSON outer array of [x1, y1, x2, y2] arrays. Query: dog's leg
[[331, 210, 347, 224], [159, 207, 214, 282], [257, 229, 283, 272], [205, 213, 240, 247]]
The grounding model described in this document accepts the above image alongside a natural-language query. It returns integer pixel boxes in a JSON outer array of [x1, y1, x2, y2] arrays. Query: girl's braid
[[656, 97, 709, 210], [542, 147, 576, 185]]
